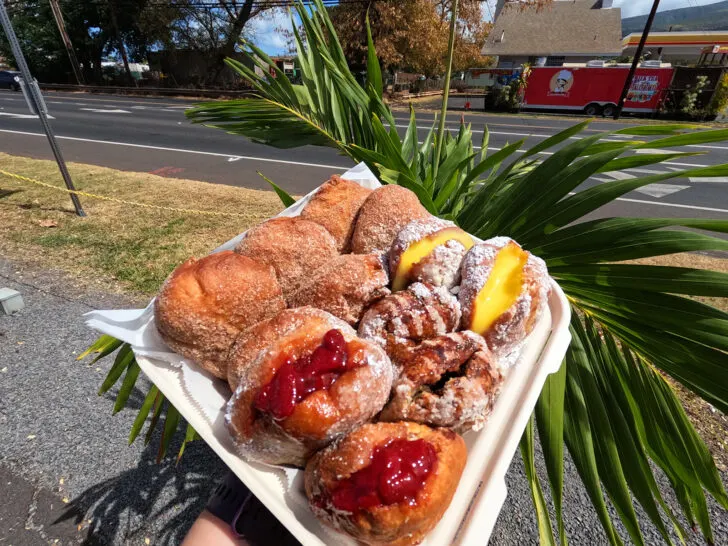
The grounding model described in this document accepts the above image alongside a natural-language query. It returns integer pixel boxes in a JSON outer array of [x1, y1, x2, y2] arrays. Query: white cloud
[[247, 9, 294, 56]]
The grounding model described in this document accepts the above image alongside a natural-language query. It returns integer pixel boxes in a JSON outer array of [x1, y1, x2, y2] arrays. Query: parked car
[[0, 70, 21, 91]]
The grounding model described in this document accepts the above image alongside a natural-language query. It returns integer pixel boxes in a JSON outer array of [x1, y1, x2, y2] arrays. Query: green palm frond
[[81, 1, 728, 544]]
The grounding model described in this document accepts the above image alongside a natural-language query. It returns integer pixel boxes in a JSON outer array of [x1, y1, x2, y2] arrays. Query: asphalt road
[[1, 90, 728, 222]]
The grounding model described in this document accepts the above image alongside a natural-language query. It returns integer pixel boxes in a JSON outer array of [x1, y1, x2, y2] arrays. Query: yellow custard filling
[[392, 228, 474, 291], [469, 243, 528, 334]]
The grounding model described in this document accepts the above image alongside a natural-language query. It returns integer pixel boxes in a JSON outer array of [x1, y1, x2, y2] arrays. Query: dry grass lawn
[[0, 152, 725, 468], [0, 153, 283, 295]]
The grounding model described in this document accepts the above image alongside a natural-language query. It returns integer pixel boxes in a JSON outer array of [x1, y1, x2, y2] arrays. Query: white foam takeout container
[[90, 163, 572, 545]]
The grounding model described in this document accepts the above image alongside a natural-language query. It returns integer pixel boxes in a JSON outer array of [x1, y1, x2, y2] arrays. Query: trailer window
[[546, 56, 566, 67]]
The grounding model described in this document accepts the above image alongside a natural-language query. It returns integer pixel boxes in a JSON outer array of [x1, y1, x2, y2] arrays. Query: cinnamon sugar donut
[[379, 331, 505, 432], [226, 307, 393, 467], [358, 282, 461, 367], [351, 185, 430, 255], [305, 422, 466, 546], [389, 217, 473, 291], [235, 216, 338, 302], [288, 254, 390, 325], [154, 251, 285, 379], [459, 237, 550, 359], [300, 175, 372, 252]]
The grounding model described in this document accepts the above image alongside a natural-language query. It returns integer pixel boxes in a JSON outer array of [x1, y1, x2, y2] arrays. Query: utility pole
[[0, 0, 85, 216], [48, 0, 84, 85], [613, 0, 660, 120]]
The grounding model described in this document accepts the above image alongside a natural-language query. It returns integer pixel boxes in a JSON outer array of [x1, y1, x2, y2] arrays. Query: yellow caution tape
[[0, 168, 251, 217]]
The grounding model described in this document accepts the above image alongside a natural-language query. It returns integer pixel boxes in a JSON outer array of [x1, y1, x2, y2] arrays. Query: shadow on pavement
[[56, 438, 220, 545], [56, 435, 300, 545]]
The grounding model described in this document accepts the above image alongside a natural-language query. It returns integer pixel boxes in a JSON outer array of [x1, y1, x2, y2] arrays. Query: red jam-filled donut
[[226, 307, 393, 467], [305, 422, 466, 546]]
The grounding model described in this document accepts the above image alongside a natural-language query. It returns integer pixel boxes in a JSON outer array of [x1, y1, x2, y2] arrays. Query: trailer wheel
[[602, 104, 616, 117], [584, 103, 602, 116]]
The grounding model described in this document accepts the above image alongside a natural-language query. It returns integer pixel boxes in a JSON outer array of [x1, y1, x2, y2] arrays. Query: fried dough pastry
[[459, 237, 550, 359], [305, 422, 466, 546], [226, 307, 393, 467], [288, 254, 390, 325], [300, 175, 372, 252], [358, 282, 461, 367], [235, 216, 338, 302], [380, 331, 505, 432], [351, 185, 430, 255], [154, 251, 285, 379]]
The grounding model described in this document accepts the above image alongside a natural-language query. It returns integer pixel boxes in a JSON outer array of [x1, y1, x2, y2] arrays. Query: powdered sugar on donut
[[389, 218, 469, 289], [459, 238, 550, 360], [391, 217, 454, 249]]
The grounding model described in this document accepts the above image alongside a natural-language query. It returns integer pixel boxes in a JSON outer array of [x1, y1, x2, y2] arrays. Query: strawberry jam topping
[[254, 329, 357, 420], [329, 439, 437, 512]]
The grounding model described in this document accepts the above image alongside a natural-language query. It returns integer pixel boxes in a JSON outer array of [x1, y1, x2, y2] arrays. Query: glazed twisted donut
[[357, 282, 461, 366], [379, 331, 505, 432]]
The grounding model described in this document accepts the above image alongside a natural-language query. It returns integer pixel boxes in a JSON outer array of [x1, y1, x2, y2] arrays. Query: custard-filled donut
[[300, 175, 372, 252], [235, 216, 338, 302], [305, 422, 466, 546], [389, 217, 474, 291], [459, 237, 550, 359], [288, 254, 390, 325], [226, 307, 393, 467], [351, 185, 430, 255], [358, 282, 461, 367], [379, 331, 505, 432], [154, 251, 285, 379]]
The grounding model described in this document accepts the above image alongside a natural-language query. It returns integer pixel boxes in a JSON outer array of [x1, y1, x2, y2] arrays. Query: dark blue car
[[0, 70, 20, 91]]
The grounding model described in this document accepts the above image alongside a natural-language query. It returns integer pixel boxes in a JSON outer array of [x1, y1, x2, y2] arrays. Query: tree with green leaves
[[0, 0, 179, 83], [87, 0, 728, 543]]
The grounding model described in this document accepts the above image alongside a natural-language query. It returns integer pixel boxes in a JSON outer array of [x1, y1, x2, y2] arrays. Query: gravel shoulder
[[0, 258, 726, 545]]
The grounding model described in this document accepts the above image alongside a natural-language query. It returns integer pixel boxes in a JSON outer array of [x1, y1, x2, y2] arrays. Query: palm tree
[[86, 0, 728, 543]]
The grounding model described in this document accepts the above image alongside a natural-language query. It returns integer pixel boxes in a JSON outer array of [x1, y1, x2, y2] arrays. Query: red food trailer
[[522, 65, 675, 116]]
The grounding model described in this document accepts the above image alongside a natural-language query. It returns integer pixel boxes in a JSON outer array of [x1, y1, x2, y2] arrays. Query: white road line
[[633, 184, 689, 198], [689, 176, 728, 183], [0, 128, 349, 170], [395, 123, 540, 137], [0, 112, 55, 119], [664, 160, 711, 168], [625, 168, 669, 175], [440, 143, 710, 166], [636, 148, 673, 154], [603, 171, 635, 180], [612, 196, 728, 213], [687, 144, 728, 150], [79, 108, 131, 114]]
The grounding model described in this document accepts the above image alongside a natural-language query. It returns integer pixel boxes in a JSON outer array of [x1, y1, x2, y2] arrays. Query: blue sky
[[248, 9, 294, 56]]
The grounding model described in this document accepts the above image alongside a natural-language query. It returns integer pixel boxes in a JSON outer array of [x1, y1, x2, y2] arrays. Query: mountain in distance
[[622, 0, 728, 34]]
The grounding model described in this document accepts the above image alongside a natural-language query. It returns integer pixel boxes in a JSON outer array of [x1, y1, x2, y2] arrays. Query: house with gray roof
[[482, 0, 623, 68]]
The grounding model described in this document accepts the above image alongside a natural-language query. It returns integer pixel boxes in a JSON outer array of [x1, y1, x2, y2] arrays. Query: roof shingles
[[482, 1, 622, 57]]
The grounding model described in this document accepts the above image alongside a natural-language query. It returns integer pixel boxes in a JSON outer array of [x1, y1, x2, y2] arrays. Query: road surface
[[1, 90, 728, 222]]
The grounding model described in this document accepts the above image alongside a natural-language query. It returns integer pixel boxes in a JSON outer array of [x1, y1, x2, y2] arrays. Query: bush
[[680, 75, 710, 118], [451, 79, 468, 93], [708, 72, 728, 118]]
